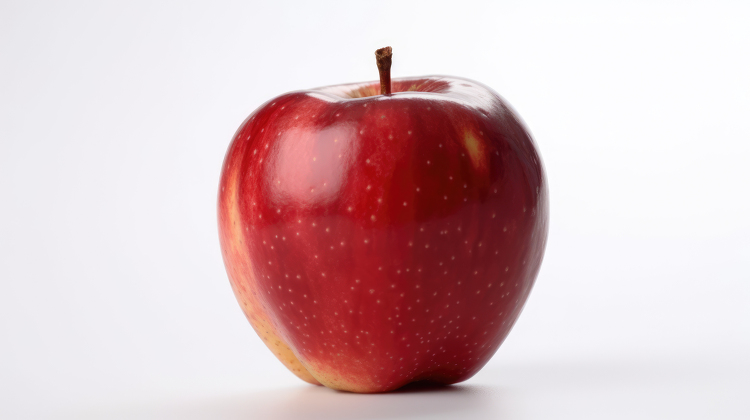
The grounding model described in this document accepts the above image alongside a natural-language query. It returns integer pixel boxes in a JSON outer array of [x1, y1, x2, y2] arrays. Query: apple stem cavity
[[375, 46, 392, 95]]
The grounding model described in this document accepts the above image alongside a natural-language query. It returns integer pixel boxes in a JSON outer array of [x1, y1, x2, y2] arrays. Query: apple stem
[[375, 46, 392, 95]]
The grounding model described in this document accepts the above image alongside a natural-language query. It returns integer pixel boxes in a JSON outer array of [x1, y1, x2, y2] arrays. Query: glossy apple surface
[[218, 76, 548, 392]]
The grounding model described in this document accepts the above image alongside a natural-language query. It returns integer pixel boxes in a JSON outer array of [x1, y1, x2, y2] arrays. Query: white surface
[[1, 1, 749, 419], [41, 361, 750, 419]]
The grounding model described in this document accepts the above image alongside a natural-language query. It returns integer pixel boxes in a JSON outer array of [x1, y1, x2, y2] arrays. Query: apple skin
[[218, 76, 548, 393]]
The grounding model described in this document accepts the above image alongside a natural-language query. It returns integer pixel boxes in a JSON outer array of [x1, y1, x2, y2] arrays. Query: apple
[[218, 47, 548, 392]]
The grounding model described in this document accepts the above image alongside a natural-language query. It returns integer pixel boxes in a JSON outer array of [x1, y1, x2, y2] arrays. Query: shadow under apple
[[192, 383, 500, 420]]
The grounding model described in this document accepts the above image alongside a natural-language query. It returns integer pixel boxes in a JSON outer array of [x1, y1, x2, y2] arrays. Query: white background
[[1, 1, 749, 418]]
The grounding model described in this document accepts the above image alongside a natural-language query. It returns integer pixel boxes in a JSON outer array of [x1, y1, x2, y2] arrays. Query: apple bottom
[[240, 264, 531, 394], [232, 276, 526, 393], [264, 308, 529, 392], [241, 217, 543, 393]]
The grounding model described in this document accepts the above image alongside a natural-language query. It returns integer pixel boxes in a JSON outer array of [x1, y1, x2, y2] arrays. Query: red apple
[[218, 48, 548, 392]]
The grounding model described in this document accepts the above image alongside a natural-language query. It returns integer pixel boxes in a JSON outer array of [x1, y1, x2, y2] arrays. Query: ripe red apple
[[218, 47, 548, 392]]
